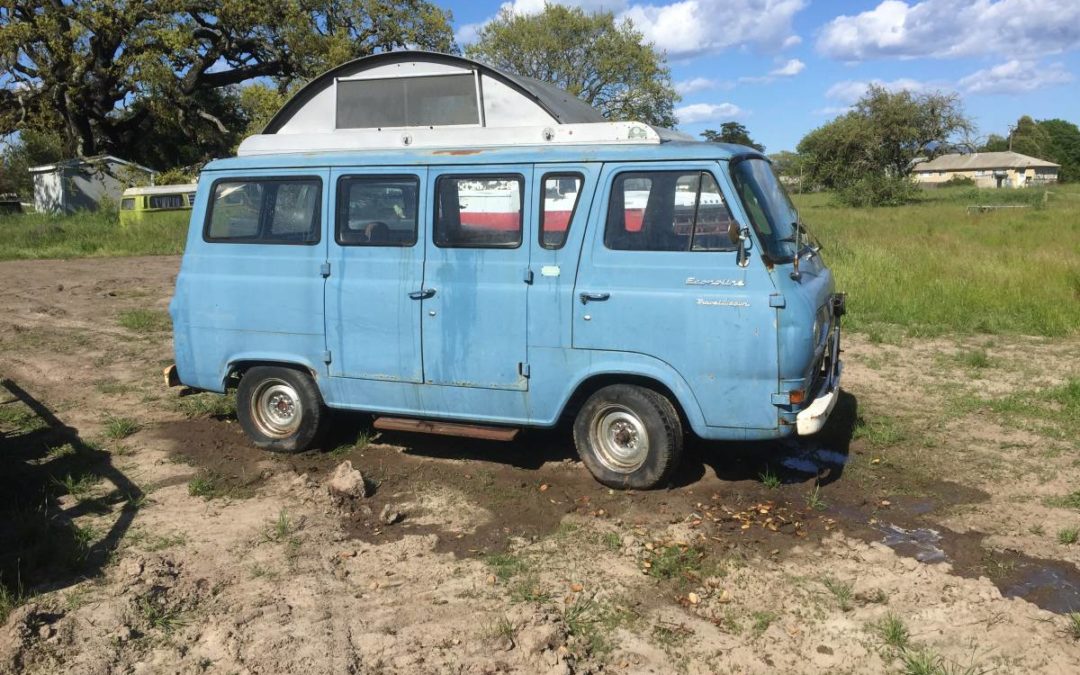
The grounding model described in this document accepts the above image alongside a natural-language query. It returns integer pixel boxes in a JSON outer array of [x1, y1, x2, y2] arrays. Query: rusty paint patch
[[431, 149, 482, 156]]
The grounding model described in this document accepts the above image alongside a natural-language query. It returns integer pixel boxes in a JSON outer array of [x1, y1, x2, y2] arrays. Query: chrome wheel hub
[[251, 379, 302, 438], [591, 404, 649, 473]]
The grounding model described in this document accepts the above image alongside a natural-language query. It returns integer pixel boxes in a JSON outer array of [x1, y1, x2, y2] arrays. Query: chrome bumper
[[796, 327, 842, 436]]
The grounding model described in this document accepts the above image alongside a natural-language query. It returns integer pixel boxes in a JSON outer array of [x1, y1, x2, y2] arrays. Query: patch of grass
[[53, 472, 100, 502], [188, 471, 226, 499], [103, 415, 140, 440], [1066, 612, 1080, 640], [853, 414, 907, 448], [806, 484, 827, 511], [45, 443, 77, 460], [822, 576, 854, 611], [263, 508, 299, 543], [175, 392, 236, 419], [1045, 491, 1080, 511], [485, 551, 529, 581], [750, 610, 778, 638], [0, 210, 189, 261], [958, 349, 993, 370], [0, 402, 46, 433], [509, 575, 550, 604], [484, 614, 517, 643], [117, 309, 171, 333], [644, 545, 706, 582], [1058, 527, 1079, 545], [967, 379, 1080, 447], [902, 648, 943, 675], [136, 595, 186, 633], [796, 185, 1080, 337], [872, 613, 910, 650], [759, 465, 781, 489], [562, 595, 632, 658], [601, 532, 622, 551], [0, 582, 21, 624]]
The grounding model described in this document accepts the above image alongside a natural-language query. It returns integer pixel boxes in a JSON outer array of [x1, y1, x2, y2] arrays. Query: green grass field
[[796, 184, 1080, 337], [0, 210, 189, 261], [2, 183, 1077, 338]]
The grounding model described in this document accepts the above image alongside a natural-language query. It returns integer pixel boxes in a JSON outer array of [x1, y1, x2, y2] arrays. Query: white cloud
[[770, 58, 805, 76], [625, 0, 806, 57], [817, 0, 1080, 61], [825, 77, 934, 103], [674, 77, 732, 94], [676, 102, 744, 123], [958, 59, 1074, 94], [458, 0, 807, 56]]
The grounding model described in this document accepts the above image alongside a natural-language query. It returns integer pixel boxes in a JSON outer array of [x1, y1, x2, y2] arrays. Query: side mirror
[[735, 226, 752, 267]]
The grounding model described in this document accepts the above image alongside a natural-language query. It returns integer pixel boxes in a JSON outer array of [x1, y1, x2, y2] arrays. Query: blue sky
[[448, 0, 1080, 152]]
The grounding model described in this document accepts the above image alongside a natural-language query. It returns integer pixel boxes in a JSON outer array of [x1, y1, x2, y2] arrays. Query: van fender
[[222, 352, 324, 390], [552, 353, 709, 437]]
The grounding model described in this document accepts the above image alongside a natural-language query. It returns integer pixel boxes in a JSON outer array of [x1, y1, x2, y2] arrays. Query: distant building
[[29, 155, 155, 214], [912, 151, 1059, 189]]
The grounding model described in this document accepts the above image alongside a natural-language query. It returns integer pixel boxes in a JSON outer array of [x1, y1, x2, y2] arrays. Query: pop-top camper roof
[[237, 51, 691, 156]]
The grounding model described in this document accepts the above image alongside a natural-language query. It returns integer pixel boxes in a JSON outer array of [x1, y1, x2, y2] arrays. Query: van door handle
[[408, 288, 436, 300], [579, 292, 610, 304]]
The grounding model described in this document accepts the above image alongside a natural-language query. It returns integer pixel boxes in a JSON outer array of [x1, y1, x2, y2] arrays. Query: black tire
[[236, 366, 327, 453], [572, 384, 683, 489]]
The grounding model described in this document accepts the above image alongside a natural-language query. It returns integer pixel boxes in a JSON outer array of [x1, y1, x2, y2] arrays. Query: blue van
[[168, 54, 842, 489]]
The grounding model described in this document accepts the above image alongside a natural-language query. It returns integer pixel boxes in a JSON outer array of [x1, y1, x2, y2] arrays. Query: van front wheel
[[573, 385, 683, 489], [236, 366, 326, 453]]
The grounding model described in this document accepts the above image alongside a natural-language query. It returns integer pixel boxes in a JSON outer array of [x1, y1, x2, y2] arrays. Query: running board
[[372, 417, 519, 441]]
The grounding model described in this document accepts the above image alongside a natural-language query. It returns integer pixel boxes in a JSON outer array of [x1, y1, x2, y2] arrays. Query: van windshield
[[729, 158, 799, 263]]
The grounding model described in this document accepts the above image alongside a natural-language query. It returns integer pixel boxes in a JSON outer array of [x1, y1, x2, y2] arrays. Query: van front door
[[421, 167, 532, 390], [572, 162, 778, 430], [326, 168, 426, 382]]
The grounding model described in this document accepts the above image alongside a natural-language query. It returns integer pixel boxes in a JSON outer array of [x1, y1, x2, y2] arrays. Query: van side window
[[540, 173, 583, 250], [336, 175, 419, 246], [604, 171, 737, 252], [149, 194, 185, 209], [205, 178, 321, 244], [435, 175, 523, 248], [120, 198, 135, 211]]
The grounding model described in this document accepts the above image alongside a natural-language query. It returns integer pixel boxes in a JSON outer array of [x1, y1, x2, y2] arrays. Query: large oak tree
[[0, 0, 456, 167]]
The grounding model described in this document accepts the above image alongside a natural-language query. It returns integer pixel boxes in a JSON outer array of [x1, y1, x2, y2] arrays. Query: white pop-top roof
[[121, 184, 198, 197], [237, 51, 693, 157], [238, 122, 689, 156]]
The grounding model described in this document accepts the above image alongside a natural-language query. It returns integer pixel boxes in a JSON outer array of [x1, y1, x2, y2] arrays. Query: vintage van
[[168, 52, 843, 489], [120, 184, 198, 226]]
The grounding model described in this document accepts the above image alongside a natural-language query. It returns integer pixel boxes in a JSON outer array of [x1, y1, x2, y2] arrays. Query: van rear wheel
[[236, 366, 326, 453], [573, 384, 683, 489]]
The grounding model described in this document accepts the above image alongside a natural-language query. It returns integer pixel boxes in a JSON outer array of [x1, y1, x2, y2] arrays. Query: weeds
[[136, 594, 186, 632], [823, 577, 854, 611], [873, 613, 910, 650], [188, 471, 224, 499], [1045, 491, 1080, 511], [53, 472, 100, 502], [117, 309, 171, 333], [0, 210, 189, 261], [601, 532, 622, 551], [759, 465, 781, 489], [959, 349, 992, 369], [651, 621, 693, 649], [264, 509, 298, 543], [0, 581, 20, 624], [1066, 612, 1080, 640], [750, 611, 778, 638], [562, 594, 631, 658], [103, 415, 140, 440], [485, 552, 528, 581], [806, 484, 827, 511], [175, 392, 236, 419], [484, 614, 517, 643], [1058, 527, 1079, 545]]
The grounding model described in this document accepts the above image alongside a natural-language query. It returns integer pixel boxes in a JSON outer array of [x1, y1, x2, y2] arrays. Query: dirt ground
[[0, 255, 1078, 674]]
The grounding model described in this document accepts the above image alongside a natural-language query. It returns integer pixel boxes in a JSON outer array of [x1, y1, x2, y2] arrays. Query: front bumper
[[796, 325, 842, 435]]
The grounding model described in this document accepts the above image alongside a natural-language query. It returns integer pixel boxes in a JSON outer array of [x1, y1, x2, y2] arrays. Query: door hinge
[[769, 293, 786, 308], [322, 350, 332, 364], [320, 262, 331, 278], [518, 362, 531, 378], [523, 268, 534, 284]]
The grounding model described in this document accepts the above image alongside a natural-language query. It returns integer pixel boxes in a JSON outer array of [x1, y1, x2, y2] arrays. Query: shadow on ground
[[0, 378, 141, 610]]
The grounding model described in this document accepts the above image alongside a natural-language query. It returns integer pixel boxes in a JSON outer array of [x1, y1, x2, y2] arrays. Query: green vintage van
[[119, 184, 197, 226]]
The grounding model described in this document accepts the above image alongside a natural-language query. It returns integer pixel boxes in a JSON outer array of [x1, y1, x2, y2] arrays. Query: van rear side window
[[604, 171, 737, 252], [435, 175, 524, 248], [204, 178, 321, 244], [540, 173, 583, 250], [337, 175, 419, 246]]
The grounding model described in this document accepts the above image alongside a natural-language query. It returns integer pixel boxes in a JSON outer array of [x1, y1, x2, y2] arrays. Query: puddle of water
[[778, 445, 850, 475], [1000, 559, 1080, 614], [877, 524, 947, 563]]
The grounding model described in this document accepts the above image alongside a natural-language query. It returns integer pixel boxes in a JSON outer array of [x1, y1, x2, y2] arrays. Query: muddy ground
[[0, 255, 1078, 674]]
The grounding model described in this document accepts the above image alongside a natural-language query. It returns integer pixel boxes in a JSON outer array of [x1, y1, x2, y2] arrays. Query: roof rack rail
[[237, 122, 693, 156]]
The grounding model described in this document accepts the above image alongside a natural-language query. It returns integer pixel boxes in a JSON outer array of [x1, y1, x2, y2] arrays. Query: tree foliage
[[701, 122, 763, 151], [980, 116, 1080, 183], [0, 0, 456, 167], [797, 85, 971, 206], [465, 5, 678, 128]]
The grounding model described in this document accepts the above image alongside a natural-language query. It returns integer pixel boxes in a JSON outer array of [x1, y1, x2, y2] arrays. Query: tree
[[796, 85, 971, 206], [701, 123, 763, 151], [1008, 116, 1052, 158], [1038, 118, 1080, 182], [465, 5, 678, 128], [0, 1, 456, 167]]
